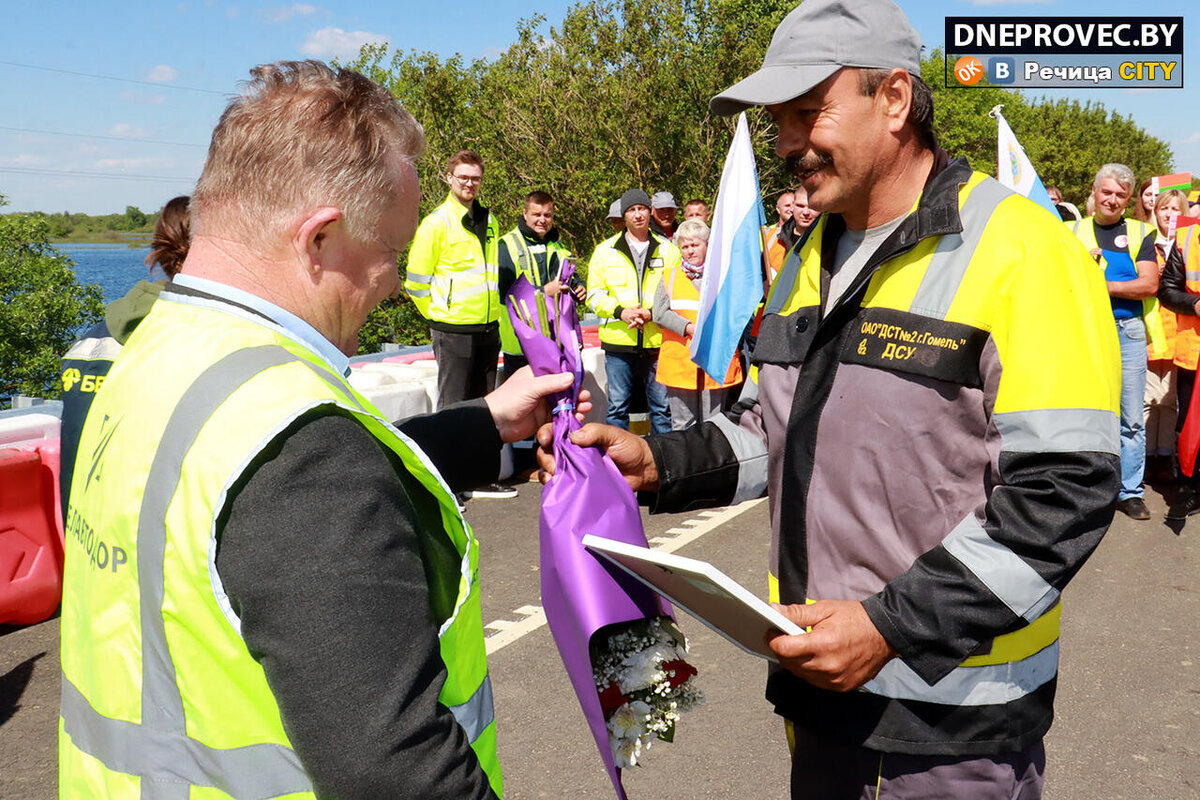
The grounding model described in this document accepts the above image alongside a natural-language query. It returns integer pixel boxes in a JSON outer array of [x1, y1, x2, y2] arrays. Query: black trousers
[[431, 327, 499, 410], [1176, 367, 1198, 483]]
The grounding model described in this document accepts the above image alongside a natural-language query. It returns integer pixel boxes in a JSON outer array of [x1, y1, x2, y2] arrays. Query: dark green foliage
[[0, 196, 104, 403], [357, 296, 432, 353]]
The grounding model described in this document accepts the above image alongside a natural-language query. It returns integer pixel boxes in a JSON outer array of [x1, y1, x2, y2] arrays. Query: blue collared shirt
[[170, 274, 351, 376]]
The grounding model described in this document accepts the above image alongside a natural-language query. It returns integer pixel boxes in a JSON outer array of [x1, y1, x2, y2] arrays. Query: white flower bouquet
[[591, 617, 704, 769]]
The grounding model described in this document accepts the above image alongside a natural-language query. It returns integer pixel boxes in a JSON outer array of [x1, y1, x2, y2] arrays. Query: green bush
[[0, 195, 104, 404]]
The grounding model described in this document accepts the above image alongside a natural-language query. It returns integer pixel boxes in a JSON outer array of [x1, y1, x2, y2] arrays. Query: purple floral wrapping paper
[[506, 264, 671, 800]]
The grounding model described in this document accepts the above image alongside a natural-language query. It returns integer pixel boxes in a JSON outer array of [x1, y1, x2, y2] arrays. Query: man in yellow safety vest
[[59, 60, 576, 799], [405, 149, 502, 410]]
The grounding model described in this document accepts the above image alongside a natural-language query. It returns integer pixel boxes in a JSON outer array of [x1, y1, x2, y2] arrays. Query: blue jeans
[[604, 350, 670, 434], [1116, 316, 1148, 500]]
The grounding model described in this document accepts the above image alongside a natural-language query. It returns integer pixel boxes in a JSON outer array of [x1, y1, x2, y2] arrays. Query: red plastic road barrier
[[0, 447, 65, 625]]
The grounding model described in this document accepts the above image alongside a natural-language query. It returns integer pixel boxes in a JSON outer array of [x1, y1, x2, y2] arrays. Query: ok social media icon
[[989, 57, 1015, 85]]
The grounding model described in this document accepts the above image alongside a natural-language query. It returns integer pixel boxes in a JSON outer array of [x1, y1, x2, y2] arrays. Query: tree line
[[23, 205, 157, 242], [348, 0, 1174, 351]]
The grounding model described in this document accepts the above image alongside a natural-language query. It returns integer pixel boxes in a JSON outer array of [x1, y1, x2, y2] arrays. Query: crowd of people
[[1051, 164, 1200, 521], [403, 152, 827, 481], [54, 1, 1195, 798]]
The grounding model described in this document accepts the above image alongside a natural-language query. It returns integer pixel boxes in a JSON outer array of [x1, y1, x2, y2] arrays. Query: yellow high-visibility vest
[[406, 193, 501, 326], [60, 294, 502, 798], [585, 232, 680, 349]]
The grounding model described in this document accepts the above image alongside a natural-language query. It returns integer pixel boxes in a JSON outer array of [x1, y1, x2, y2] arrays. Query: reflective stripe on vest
[[60, 300, 502, 798], [499, 230, 566, 355]]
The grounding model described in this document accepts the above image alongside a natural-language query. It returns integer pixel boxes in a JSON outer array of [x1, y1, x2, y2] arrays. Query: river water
[[60, 242, 156, 304]]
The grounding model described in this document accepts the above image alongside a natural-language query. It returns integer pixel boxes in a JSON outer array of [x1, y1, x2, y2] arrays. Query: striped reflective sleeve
[[446, 675, 495, 744], [862, 639, 1058, 706], [941, 515, 1059, 622], [995, 408, 1118, 455], [585, 252, 619, 317], [405, 270, 433, 299], [709, 413, 768, 504], [645, 397, 768, 514]]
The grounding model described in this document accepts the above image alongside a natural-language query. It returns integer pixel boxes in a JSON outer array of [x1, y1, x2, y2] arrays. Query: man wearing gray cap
[[606, 198, 625, 233], [544, 0, 1120, 796], [650, 190, 678, 240], [585, 188, 681, 434]]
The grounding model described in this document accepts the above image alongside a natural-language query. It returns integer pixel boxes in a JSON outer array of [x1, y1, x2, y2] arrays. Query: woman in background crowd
[[1155, 191, 1200, 514], [1144, 189, 1190, 481], [652, 219, 743, 430], [1132, 178, 1157, 224]]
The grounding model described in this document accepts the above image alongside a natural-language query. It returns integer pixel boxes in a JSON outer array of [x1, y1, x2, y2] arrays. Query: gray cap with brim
[[710, 0, 922, 116]]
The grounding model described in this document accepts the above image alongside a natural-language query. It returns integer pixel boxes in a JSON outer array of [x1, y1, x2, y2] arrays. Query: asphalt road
[[2, 479, 1197, 798]]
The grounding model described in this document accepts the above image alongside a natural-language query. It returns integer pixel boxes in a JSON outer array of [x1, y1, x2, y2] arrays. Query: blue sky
[[1, 1, 1196, 214]]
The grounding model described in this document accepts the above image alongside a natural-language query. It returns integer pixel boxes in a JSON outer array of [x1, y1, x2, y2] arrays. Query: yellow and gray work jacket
[[59, 292, 502, 798], [585, 231, 681, 352], [498, 226, 571, 355], [642, 158, 1121, 755], [1067, 215, 1167, 354], [405, 193, 501, 331]]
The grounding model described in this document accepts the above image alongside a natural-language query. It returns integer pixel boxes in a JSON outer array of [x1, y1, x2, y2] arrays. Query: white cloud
[[107, 123, 154, 139], [92, 156, 177, 171], [1184, 131, 1200, 145], [300, 26, 388, 60], [120, 90, 167, 105], [266, 3, 318, 22], [145, 65, 179, 83]]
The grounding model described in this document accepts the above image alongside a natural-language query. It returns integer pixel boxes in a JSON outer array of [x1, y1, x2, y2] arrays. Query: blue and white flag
[[691, 112, 766, 382], [991, 105, 1058, 218]]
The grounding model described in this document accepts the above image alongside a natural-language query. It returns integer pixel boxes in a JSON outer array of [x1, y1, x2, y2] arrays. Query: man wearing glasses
[[407, 150, 513, 497]]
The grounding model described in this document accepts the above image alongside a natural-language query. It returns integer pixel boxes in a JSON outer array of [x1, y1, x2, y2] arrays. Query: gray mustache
[[785, 152, 833, 177]]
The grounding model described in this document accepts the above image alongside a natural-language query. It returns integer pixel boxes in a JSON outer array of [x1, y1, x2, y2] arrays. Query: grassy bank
[[51, 231, 152, 245]]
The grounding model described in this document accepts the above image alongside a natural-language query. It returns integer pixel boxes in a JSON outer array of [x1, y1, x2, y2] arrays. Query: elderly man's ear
[[294, 207, 345, 274]]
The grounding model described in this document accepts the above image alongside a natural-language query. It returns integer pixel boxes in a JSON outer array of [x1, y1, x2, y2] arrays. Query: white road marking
[[483, 498, 765, 655]]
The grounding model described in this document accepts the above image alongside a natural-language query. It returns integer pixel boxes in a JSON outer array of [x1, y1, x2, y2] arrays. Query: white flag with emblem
[[990, 105, 1058, 218]]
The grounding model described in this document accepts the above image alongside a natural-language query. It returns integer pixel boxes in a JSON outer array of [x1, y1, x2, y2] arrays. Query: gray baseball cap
[[710, 0, 921, 116], [651, 191, 677, 210], [607, 199, 622, 219]]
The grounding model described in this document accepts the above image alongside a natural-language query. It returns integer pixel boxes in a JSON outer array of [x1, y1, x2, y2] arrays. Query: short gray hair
[[193, 60, 426, 246], [1093, 163, 1136, 194], [674, 219, 710, 243]]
